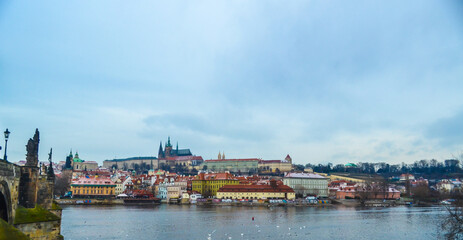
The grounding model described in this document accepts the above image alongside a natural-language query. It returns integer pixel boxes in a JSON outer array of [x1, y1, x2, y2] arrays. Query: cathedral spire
[[222, 152, 225, 160], [218, 151, 221, 160], [158, 141, 164, 158]]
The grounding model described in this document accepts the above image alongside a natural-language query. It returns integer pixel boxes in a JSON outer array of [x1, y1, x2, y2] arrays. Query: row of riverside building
[[52, 137, 400, 202], [68, 170, 329, 201]]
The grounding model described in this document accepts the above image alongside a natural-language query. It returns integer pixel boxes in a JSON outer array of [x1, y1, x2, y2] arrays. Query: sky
[[0, 1, 463, 165]]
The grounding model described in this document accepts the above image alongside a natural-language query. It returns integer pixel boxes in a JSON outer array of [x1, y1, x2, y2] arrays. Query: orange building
[[71, 177, 116, 198], [335, 186, 400, 200]]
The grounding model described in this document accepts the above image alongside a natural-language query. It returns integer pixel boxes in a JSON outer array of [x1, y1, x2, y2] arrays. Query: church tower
[[64, 149, 73, 170], [158, 141, 164, 159], [165, 137, 173, 157], [285, 154, 292, 164]]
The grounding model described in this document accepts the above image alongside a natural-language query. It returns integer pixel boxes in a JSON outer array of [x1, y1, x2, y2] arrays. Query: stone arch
[[0, 180, 12, 224]]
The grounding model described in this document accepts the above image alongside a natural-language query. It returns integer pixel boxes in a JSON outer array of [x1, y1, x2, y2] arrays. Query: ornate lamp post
[[4, 128, 10, 162]]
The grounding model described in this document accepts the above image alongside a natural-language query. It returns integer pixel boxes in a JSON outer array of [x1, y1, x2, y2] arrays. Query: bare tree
[[294, 184, 306, 198], [378, 177, 389, 200], [203, 188, 212, 198], [411, 182, 429, 204], [357, 181, 373, 206], [54, 171, 72, 196], [442, 193, 463, 239], [442, 153, 463, 239], [405, 174, 411, 197]]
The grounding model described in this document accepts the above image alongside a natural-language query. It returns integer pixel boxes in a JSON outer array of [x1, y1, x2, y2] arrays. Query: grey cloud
[[426, 110, 463, 147], [142, 112, 273, 142]]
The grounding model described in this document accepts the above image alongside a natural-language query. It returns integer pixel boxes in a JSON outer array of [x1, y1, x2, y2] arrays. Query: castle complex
[[157, 136, 192, 159], [103, 137, 203, 170]]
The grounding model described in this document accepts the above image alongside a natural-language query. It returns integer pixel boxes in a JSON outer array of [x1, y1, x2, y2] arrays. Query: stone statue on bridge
[[25, 128, 39, 167], [47, 148, 55, 180]]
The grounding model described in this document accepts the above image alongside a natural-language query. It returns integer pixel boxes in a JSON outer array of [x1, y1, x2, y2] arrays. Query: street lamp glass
[[4, 129, 10, 139]]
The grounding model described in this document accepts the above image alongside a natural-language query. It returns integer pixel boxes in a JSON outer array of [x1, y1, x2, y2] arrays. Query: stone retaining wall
[[15, 220, 63, 240]]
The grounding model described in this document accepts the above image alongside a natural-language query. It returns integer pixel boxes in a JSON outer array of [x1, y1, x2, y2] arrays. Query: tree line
[[296, 158, 463, 179]]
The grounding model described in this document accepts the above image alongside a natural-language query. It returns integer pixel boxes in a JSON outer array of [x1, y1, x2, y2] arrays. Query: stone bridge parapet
[[0, 160, 21, 224]]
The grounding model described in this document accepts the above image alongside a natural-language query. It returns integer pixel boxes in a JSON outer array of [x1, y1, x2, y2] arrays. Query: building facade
[[283, 173, 329, 198], [192, 172, 240, 197], [201, 159, 260, 174], [217, 180, 295, 200], [156, 181, 187, 200], [69, 152, 98, 171], [71, 177, 116, 198], [258, 159, 292, 174], [103, 156, 158, 170]]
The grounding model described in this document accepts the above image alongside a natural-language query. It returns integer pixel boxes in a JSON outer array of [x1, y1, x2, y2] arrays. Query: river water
[[61, 205, 448, 240]]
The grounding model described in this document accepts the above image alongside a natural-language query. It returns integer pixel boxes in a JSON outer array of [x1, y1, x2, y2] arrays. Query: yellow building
[[258, 160, 292, 173], [192, 172, 239, 197], [71, 177, 116, 198], [217, 180, 295, 200], [316, 172, 366, 183]]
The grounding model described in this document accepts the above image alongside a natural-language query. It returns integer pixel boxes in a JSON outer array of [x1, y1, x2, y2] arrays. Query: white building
[[189, 193, 202, 203], [283, 172, 329, 197], [156, 180, 187, 200], [122, 176, 132, 193], [114, 178, 124, 196], [437, 179, 462, 193]]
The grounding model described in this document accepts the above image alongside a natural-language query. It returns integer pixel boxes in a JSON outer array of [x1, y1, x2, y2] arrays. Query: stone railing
[[0, 161, 21, 178]]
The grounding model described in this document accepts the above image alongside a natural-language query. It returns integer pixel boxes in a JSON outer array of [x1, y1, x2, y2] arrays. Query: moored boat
[[123, 197, 161, 205]]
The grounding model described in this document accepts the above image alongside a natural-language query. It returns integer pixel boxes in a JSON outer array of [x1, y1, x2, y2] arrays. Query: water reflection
[[61, 205, 447, 240]]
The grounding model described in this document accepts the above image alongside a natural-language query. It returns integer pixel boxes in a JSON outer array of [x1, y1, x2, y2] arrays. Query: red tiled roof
[[205, 158, 260, 162], [72, 177, 115, 185], [218, 184, 294, 193], [284, 172, 326, 179], [259, 160, 284, 163], [163, 156, 204, 161], [196, 172, 237, 180]]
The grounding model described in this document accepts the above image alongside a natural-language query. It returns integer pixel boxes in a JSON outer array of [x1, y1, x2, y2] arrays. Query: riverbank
[[56, 198, 332, 207], [57, 197, 438, 208], [57, 199, 125, 205], [332, 199, 415, 207]]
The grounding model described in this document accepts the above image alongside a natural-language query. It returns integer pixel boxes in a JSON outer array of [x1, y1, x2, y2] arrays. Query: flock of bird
[[206, 224, 309, 239]]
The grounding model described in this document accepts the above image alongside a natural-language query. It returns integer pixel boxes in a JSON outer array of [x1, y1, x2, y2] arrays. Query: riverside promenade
[[56, 198, 332, 207]]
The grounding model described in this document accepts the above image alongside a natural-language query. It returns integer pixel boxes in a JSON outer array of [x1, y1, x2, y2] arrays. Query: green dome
[[345, 163, 357, 167], [73, 152, 84, 162]]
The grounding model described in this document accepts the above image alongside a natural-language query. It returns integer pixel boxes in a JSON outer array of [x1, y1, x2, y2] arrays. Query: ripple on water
[[60, 205, 448, 240]]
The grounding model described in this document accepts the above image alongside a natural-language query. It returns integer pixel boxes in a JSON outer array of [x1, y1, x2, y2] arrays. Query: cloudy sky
[[1, 1, 463, 165]]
